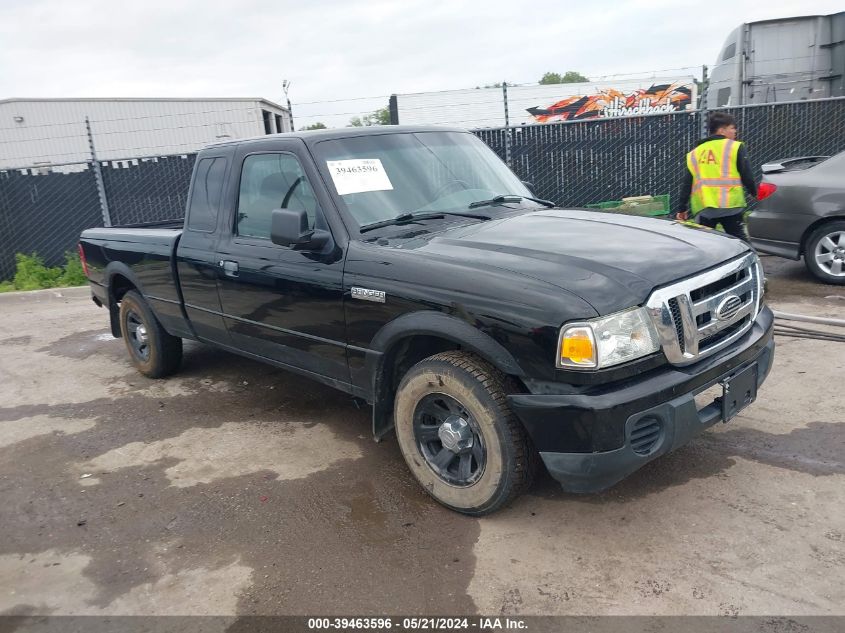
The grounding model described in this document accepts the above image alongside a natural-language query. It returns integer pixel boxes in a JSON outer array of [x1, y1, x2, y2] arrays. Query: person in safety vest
[[676, 112, 757, 241]]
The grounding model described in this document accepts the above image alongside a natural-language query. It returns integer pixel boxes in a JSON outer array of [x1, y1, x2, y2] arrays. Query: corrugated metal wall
[[0, 99, 290, 169]]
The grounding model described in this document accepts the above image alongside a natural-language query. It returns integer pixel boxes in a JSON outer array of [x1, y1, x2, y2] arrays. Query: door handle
[[219, 260, 239, 277]]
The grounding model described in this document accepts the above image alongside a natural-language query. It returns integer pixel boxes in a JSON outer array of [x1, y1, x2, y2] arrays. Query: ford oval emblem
[[715, 294, 743, 321]]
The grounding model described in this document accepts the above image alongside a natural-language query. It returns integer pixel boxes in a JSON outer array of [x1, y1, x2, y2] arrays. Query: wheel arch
[[367, 311, 526, 440], [800, 214, 845, 256], [104, 263, 146, 338]]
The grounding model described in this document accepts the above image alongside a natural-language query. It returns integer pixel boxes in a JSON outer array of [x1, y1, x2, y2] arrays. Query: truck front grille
[[667, 298, 685, 355], [645, 253, 763, 366]]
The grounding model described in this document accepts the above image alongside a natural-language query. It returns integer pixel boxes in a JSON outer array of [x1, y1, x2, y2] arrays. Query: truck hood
[[410, 209, 750, 314]]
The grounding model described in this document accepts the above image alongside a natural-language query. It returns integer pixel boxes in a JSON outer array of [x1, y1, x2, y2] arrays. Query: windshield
[[312, 131, 539, 229]]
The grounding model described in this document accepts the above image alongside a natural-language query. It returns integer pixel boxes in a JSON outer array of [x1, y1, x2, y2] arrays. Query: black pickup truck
[[80, 126, 774, 515]]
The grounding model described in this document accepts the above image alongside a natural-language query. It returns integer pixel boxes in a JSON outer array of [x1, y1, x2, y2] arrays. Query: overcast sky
[[1, 0, 841, 128]]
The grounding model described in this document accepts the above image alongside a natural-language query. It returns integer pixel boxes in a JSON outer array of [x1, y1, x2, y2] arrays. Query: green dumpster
[[585, 195, 670, 217]]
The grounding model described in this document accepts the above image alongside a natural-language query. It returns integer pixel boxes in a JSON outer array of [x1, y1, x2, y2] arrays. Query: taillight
[[78, 243, 89, 277], [758, 182, 777, 201]]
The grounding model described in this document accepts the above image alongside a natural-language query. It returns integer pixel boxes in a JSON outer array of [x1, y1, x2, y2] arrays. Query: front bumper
[[508, 307, 775, 493]]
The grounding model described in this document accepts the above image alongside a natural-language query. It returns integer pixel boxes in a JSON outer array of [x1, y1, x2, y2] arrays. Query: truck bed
[[80, 225, 190, 339], [81, 225, 182, 247]]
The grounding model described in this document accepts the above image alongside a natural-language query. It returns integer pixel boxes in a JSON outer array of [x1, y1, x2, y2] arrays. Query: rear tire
[[393, 351, 536, 516], [804, 221, 845, 285], [118, 290, 183, 378]]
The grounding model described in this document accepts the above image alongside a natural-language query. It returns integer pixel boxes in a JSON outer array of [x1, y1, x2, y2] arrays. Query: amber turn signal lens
[[559, 327, 596, 367]]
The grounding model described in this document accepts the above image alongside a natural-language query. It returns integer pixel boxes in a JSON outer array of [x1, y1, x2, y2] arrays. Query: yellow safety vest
[[686, 139, 745, 214]]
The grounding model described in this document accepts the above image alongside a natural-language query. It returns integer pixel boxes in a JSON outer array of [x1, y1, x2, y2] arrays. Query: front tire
[[393, 351, 535, 516], [118, 290, 183, 378], [805, 221, 845, 285]]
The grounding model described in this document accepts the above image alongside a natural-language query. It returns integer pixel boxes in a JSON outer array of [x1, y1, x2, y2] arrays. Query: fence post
[[699, 65, 709, 138], [502, 82, 512, 166], [86, 116, 112, 227], [389, 95, 399, 125], [282, 80, 294, 131]]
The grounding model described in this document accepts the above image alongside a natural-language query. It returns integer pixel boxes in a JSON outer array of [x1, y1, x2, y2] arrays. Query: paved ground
[[0, 255, 843, 617]]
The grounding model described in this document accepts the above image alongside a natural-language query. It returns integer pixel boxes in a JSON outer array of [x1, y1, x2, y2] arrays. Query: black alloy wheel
[[413, 393, 486, 487]]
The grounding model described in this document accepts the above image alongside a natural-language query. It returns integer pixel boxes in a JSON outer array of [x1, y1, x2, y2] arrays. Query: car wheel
[[805, 221, 845, 285], [393, 351, 536, 515], [119, 290, 183, 378]]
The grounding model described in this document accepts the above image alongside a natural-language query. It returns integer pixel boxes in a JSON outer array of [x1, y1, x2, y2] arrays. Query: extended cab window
[[187, 157, 227, 232], [236, 153, 318, 240]]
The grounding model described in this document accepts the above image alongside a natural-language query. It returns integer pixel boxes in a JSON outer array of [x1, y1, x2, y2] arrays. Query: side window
[[717, 87, 732, 107], [722, 42, 737, 62], [187, 157, 227, 232], [236, 153, 319, 240]]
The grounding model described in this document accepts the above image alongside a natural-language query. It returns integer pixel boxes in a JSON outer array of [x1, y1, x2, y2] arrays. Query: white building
[[0, 97, 292, 169]]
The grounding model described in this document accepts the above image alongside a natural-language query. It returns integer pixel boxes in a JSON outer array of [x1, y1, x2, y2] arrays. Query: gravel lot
[[0, 255, 843, 617]]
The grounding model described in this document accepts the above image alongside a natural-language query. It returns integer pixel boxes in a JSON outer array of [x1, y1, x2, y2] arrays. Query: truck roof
[[204, 125, 469, 149]]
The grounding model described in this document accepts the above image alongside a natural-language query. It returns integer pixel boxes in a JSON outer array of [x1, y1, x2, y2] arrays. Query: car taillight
[[78, 243, 89, 277], [757, 182, 777, 201]]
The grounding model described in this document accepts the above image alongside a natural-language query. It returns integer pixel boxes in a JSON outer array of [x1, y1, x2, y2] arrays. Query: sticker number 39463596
[[326, 158, 394, 195]]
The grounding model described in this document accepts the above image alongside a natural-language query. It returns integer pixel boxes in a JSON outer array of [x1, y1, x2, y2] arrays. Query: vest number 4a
[[697, 149, 719, 165]]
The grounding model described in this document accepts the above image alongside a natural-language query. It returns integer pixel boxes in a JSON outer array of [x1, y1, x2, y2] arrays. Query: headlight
[[557, 307, 661, 370], [754, 254, 765, 314]]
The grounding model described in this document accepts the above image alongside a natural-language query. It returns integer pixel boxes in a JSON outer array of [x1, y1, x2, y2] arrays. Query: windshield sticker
[[326, 159, 393, 195]]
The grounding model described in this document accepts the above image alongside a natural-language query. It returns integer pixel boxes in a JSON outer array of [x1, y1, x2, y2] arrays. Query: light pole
[[282, 80, 293, 131]]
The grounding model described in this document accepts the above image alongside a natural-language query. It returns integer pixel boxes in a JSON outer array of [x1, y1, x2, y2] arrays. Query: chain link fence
[[477, 110, 702, 211], [0, 164, 103, 279], [2, 97, 845, 281], [721, 98, 845, 187], [0, 154, 197, 279], [0, 99, 275, 279], [476, 97, 845, 214], [100, 155, 196, 226]]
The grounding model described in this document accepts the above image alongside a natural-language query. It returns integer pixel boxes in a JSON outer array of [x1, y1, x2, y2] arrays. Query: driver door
[[215, 143, 349, 384]]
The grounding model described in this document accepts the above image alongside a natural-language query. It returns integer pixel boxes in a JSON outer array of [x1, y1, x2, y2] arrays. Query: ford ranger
[[79, 126, 774, 515]]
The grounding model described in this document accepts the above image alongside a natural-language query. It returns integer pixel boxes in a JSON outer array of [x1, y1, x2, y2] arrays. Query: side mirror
[[270, 208, 311, 246], [270, 208, 330, 250], [521, 180, 536, 196]]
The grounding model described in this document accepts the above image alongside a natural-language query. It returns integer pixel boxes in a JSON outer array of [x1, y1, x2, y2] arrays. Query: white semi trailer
[[707, 11, 845, 108]]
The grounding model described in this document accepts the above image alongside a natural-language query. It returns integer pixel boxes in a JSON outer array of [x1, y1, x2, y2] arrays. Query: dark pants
[[696, 208, 749, 242]]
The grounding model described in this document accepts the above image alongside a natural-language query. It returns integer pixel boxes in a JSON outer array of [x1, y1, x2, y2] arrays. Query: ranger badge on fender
[[351, 287, 386, 303]]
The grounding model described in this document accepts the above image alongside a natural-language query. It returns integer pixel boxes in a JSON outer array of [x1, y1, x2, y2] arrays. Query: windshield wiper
[[360, 211, 491, 233], [468, 194, 556, 209]]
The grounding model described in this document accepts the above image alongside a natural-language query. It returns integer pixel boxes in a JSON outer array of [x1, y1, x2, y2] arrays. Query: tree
[[348, 107, 391, 127], [372, 107, 391, 125], [561, 71, 589, 83], [539, 71, 590, 85], [300, 122, 327, 130]]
